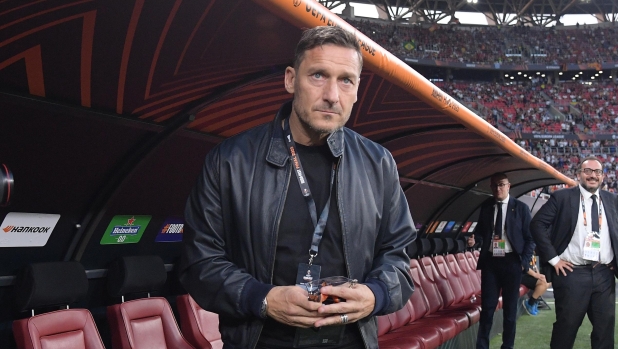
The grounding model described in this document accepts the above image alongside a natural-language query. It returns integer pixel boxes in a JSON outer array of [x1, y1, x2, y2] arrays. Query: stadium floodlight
[[524, 74, 527, 77], [579, 72, 583, 74], [575, 74, 579, 77], [541, 74, 545, 77], [599, 71, 603, 74], [536, 72, 540, 75], [559, 72, 563, 75], [529, 76, 532, 79], [591, 77, 595, 79], [595, 73, 599, 76], [518, 72, 522, 75], [572, 77, 576, 80], [504, 74, 509, 77], [510, 76, 514, 79]]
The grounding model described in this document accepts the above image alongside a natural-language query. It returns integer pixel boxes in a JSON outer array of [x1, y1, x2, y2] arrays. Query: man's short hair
[[294, 26, 363, 72], [578, 156, 602, 172], [491, 172, 509, 183]]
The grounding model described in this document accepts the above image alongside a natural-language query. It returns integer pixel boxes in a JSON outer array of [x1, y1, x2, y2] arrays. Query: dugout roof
[[0, 0, 574, 270]]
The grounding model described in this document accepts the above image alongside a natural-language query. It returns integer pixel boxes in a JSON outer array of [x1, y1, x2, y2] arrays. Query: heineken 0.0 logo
[[100, 215, 151, 245]]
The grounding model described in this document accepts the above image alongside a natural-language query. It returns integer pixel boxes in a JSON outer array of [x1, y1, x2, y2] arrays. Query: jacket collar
[[266, 101, 344, 167]]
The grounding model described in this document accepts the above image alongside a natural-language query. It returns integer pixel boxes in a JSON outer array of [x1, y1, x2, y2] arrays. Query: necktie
[[591, 194, 599, 232], [495, 201, 503, 239]]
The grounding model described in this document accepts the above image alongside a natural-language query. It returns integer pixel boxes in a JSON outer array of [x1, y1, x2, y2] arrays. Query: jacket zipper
[[251, 160, 292, 349]]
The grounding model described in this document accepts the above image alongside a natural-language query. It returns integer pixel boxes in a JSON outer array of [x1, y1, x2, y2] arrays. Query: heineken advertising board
[[100, 215, 151, 245]]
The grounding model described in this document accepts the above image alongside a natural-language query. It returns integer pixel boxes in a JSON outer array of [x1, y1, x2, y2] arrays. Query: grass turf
[[489, 301, 618, 348]]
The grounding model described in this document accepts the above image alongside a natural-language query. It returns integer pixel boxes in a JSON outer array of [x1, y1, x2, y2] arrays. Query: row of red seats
[[12, 256, 222, 349], [378, 251, 528, 349], [12, 252, 526, 349]]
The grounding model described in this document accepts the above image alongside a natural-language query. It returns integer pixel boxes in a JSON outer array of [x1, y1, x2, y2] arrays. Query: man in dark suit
[[531, 156, 618, 349], [467, 172, 535, 349]]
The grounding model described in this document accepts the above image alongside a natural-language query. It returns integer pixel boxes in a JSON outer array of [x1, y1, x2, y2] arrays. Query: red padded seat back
[[410, 259, 444, 314], [420, 256, 455, 308], [407, 280, 429, 322], [457, 253, 481, 295], [446, 254, 475, 299], [13, 309, 105, 349], [386, 300, 413, 330], [177, 294, 222, 349], [433, 255, 465, 305], [377, 315, 392, 336], [464, 251, 478, 269], [465, 251, 482, 285], [12, 262, 104, 349], [107, 297, 195, 349]]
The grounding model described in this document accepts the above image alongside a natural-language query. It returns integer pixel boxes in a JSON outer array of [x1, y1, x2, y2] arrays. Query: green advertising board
[[100, 215, 151, 245]]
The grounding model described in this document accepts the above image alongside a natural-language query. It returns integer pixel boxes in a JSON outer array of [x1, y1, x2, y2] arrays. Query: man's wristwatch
[[259, 297, 268, 319]]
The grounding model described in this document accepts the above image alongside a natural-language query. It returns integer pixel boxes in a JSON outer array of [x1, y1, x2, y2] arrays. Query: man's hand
[[265, 286, 324, 328], [554, 259, 574, 276], [312, 284, 375, 328], [467, 236, 475, 247]]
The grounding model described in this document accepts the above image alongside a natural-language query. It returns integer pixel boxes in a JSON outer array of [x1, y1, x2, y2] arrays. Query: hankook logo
[[0, 213, 60, 247], [2, 225, 51, 233], [293, 0, 301, 7]]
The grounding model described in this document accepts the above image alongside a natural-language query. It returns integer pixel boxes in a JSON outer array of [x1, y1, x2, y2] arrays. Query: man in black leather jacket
[[179, 26, 416, 349]]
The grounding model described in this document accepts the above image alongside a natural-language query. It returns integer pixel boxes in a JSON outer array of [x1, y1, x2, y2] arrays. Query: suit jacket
[[474, 196, 535, 272], [530, 186, 618, 280]]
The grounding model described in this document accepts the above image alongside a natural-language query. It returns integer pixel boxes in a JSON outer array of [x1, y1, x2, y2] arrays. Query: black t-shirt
[[258, 142, 364, 348]]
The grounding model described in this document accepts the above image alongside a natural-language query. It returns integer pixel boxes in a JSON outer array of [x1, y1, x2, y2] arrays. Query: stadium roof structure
[[0, 0, 574, 250], [318, 0, 618, 26]]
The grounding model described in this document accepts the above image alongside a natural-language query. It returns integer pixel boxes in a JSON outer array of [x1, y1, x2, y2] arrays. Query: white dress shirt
[[549, 185, 614, 266], [494, 195, 513, 254]]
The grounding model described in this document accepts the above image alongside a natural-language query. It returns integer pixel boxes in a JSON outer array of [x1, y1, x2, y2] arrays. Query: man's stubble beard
[[292, 99, 347, 137]]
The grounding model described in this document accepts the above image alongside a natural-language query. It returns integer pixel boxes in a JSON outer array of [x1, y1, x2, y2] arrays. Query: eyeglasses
[[581, 168, 603, 176], [490, 183, 509, 189]]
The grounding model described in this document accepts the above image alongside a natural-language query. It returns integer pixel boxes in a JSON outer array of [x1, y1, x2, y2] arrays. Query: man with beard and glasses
[[531, 156, 618, 349], [179, 26, 416, 349]]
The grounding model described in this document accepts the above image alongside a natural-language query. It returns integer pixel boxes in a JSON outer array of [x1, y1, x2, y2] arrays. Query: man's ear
[[284, 66, 295, 94]]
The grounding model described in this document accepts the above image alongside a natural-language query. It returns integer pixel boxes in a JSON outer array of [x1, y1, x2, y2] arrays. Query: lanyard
[[283, 118, 336, 266], [580, 193, 603, 230]]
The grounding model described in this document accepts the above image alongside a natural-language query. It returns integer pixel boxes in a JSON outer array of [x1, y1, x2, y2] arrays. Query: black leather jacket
[[179, 101, 416, 349]]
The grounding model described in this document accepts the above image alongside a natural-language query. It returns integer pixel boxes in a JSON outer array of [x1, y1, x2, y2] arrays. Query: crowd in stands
[[350, 19, 618, 65], [348, 18, 618, 186], [436, 81, 618, 135], [434, 79, 618, 185], [519, 138, 618, 189]]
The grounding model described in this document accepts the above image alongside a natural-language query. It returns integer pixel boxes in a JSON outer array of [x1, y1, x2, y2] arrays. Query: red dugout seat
[[456, 253, 481, 295], [12, 261, 105, 349], [423, 256, 481, 323], [106, 255, 194, 349], [378, 300, 442, 349], [445, 254, 476, 300], [411, 259, 470, 331], [177, 294, 222, 349]]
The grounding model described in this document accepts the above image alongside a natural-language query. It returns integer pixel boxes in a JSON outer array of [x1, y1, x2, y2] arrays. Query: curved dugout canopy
[[0, 0, 573, 274]]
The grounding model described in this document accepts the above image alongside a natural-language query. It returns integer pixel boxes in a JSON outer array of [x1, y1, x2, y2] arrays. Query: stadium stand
[[351, 20, 618, 65]]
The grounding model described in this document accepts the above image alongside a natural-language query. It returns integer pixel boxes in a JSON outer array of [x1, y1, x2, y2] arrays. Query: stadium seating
[[177, 294, 223, 349], [12, 261, 105, 349], [106, 255, 194, 349]]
